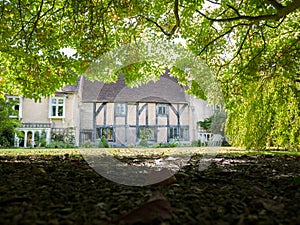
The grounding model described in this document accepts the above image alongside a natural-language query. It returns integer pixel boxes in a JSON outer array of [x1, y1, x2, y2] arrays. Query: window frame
[[96, 126, 114, 141], [49, 97, 66, 119], [6, 96, 22, 118], [115, 103, 127, 117], [169, 127, 179, 140], [157, 104, 168, 117], [80, 131, 93, 143], [180, 126, 189, 141], [139, 126, 156, 141], [169, 126, 189, 141]]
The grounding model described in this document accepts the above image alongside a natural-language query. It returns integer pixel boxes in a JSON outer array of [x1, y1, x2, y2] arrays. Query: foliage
[[49, 129, 76, 148], [45, 141, 76, 149], [1, 0, 300, 149], [1, 147, 299, 157], [226, 76, 300, 150], [191, 140, 201, 147], [51, 133, 64, 142], [0, 98, 21, 148], [155, 140, 181, 148], [80, 141, 95, 148], [211, 111, 227, 135], [51, 128, 75, 145], [138, 135, 149, 148], [198, 118, 212, 132], [99, 135, 110, 148], [30, 130, 47, 147], [198, 111, 227, 135], [39, 130, 47, 147]]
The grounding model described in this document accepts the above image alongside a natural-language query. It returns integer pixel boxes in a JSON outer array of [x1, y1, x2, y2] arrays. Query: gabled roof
[[57, 77, 81, 93], [60, 84, 78, 93], [82, 78, 104, 102], [82, 74, 188, 103]]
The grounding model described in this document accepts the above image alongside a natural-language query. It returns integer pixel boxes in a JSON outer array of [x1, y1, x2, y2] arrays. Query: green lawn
[[0, 147, 299, 157]]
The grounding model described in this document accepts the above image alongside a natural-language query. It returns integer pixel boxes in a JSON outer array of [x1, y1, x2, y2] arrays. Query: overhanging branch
[[198, 23, 251, 55], [168, 0, 180, 39], [140, 15, 169, 36], [265, 0, 284, 10], [139, 0, 181, 39], [196, 0, 300, 22]]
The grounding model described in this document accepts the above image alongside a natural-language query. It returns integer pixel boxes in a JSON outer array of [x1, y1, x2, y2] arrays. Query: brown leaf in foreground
[[111, 192, 172, 224], [253, 198, 285, 214]]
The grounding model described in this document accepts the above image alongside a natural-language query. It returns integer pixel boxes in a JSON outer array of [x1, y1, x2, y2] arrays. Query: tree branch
[[277, 0, 300, 17], [140, 15, 169, 36], [223, 26, 251, 67], [196, 9, 274, 22], [25, 0, 44, 51], [168, 0, 180, 39], [141, 0, 180, 39], [265, 16, 285, 28], [226, 4, 241, 17], [206, 0, 221, 5], [198, 23, 251, 55], [237, 27, 267, 76], [196, 0, 300, 22], [199, 27, 234, 55], [265, 0, 284, 10]]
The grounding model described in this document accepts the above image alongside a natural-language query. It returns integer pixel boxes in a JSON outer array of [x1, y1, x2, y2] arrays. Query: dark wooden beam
[[95, 102, 107, 116]]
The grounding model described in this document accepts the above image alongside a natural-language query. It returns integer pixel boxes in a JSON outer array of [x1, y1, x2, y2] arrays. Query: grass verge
[[0, 147, 299, 157]]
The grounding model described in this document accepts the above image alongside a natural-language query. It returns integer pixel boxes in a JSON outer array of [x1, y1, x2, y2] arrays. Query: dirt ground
[[0, 153, 299, 225]]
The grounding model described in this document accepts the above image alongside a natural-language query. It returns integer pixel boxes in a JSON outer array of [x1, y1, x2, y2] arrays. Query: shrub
[[191, 140, 202, 147], [0, 136, 10, 148], [169, 139, 180, 147], [99, 136, 110, 148], [128, 143, 135, 148], [80, 141, 94, 148], [40, 130, 47, 147], [0, 98, 21, 148], [138, 135, 148, 147], [46, 141, 76, 148], [197, 118, 212, 132], [51, 128, 76, 146], [155, 140, 181, 148]]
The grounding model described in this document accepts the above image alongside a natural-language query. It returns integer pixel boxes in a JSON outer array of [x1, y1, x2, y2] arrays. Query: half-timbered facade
[[79, 74, 215, 146], [10, 74, 216, 147]]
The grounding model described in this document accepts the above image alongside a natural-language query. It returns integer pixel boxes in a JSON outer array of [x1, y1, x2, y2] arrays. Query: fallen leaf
[[31, 166, 46, 175], [112, 192, 172, 224], [253, 198, 284, 214]]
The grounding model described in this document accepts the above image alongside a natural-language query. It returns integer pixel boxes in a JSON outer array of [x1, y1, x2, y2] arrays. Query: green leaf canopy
[[1, 0, 299, 149]]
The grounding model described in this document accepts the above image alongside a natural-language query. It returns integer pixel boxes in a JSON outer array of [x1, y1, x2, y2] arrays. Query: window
[[49, 97, 65, 118], [169, 126, 189, 141], [115, 103, 126, 116], [169, 127, 179, 140], [157, 104, 167, 116], [139, 127, 155, 140], [80, 131, 93, 143], [96, 127, 114, 141], [6, 96, 22, 118], [180, 127, 189, 141]]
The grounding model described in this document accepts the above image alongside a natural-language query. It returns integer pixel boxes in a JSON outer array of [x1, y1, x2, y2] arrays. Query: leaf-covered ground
[[0, 149, 299, 225]]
